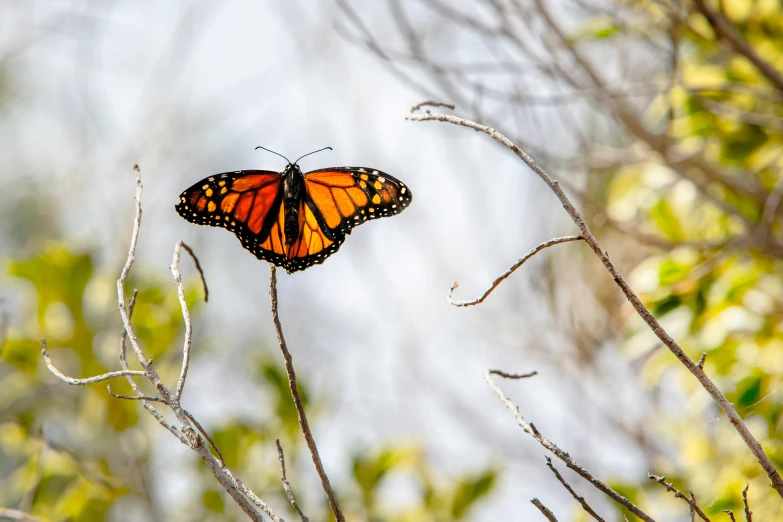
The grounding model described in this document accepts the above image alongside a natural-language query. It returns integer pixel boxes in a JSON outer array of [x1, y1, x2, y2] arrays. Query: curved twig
[[180, 241, 209, 302], [172, 241, 195, 401], [409, 100, 455, 112], [41, 339, 145, 384], [407, 103, 783, 499], [269, 265, 344, 522], [448, 235, 583, 306], [276, 439, 309, 522]]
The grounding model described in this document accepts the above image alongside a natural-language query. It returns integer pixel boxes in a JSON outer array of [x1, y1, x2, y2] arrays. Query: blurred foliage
[[1, 243, 496, 520], [576, 0, 783, 519]]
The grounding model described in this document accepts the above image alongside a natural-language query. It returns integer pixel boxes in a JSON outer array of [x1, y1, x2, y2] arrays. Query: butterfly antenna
[[255, 146, 291, 164], [293, 146, 333, 164]]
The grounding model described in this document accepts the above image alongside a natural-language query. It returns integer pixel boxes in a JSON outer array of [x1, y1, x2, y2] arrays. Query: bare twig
[[0, 509, 42, 522], [172, 241, 195, 401], [484, 371, 656, 522], [276, 439, 309, 522], [119, 289, 188, 445], [742, 484, 752, 522], [723, 510, 736, 522], [448, 236, 583, 306], [180, 241, 209, 302], [690, 491, 697, 522], [648, 474, 710, 521], [488, 369, 538, 380], [408, 103, 783, 498], [41, 339, 146, 385], [184, 409, 226, 469], [270, 265, 344, 522], [697, 353, 707, 369], [691, 0, 783, 94], [531, 499, 559, 521], [107, 385, 166, 403], [546, 457, 605, 521], [409, 100, 455, 112]]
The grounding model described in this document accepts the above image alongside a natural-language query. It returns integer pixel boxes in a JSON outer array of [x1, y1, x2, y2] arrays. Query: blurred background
[[2, 0, 783, 520]]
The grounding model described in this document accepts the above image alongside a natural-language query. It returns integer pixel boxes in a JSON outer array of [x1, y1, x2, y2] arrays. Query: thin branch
[[742, 484, 752, 522], [531, 499, 559, 521], [184, 409, 226, 469], [269, 265, 344, 522], [648, 474, 710, 521], [119, 289, 189, 446], [409, 100, 455, 112], [691, 0, 783, 93], [690, 491, 697, 522], [407, 103, 783, 499], [180, 241, 209, 302], [276, 439, 309, 522], [546, 457, 605, 521], [697, 353, 707, 370], [0, 509, 42, 522], [107, 385, 166, 403], [172, 240, 196, 401], [484, 370, 656, 522], [488, 369, 538, 380], [448, 235, 583, 307], [723, 510, 736, 522], [41, 339, 146, 385]]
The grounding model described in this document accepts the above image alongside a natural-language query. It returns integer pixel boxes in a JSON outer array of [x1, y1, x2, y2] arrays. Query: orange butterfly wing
[[304, 167, 412, 233], [175, 170, 288, 266]]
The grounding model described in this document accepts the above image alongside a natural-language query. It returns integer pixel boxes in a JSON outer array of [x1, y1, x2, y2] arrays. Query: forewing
[[175, 170, 287, 266], [303, 167, 412, 235]]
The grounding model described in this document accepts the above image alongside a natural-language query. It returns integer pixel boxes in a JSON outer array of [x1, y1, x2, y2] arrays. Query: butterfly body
[[282, 164, 305, 245], [176, 161, 412, 273]]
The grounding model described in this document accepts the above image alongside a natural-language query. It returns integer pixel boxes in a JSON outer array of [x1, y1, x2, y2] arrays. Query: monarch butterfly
[[175, 147, 413, 273]]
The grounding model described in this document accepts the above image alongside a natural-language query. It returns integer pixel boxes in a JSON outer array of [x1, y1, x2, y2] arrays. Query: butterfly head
[[285, 163, 303, 176]]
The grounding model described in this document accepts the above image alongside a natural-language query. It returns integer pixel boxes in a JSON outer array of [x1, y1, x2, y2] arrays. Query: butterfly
[[175, 147, 412, 273]]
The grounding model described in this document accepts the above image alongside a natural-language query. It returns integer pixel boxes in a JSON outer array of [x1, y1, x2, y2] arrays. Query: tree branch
[[448, 235, 583, 307], [407, 103, 783, 499], [484, 370, 656, 521], [0, 509, 42, 522], [648, 474, 710, 521], [546, 457, 605, 521], [41, 339, 145, 385], [269, 265, 344, 522], [742, 484, 752, 522], [276, 439, 309, 522], [531, 498, 559, 521]]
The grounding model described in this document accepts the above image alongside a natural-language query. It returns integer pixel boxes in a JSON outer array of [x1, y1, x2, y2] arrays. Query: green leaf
[[734, 374, 762, 411], [1, 339, 39, 374], [203, 489, 225, 513], [450, 469, 497, 519], [650, 199, 684, 242]]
